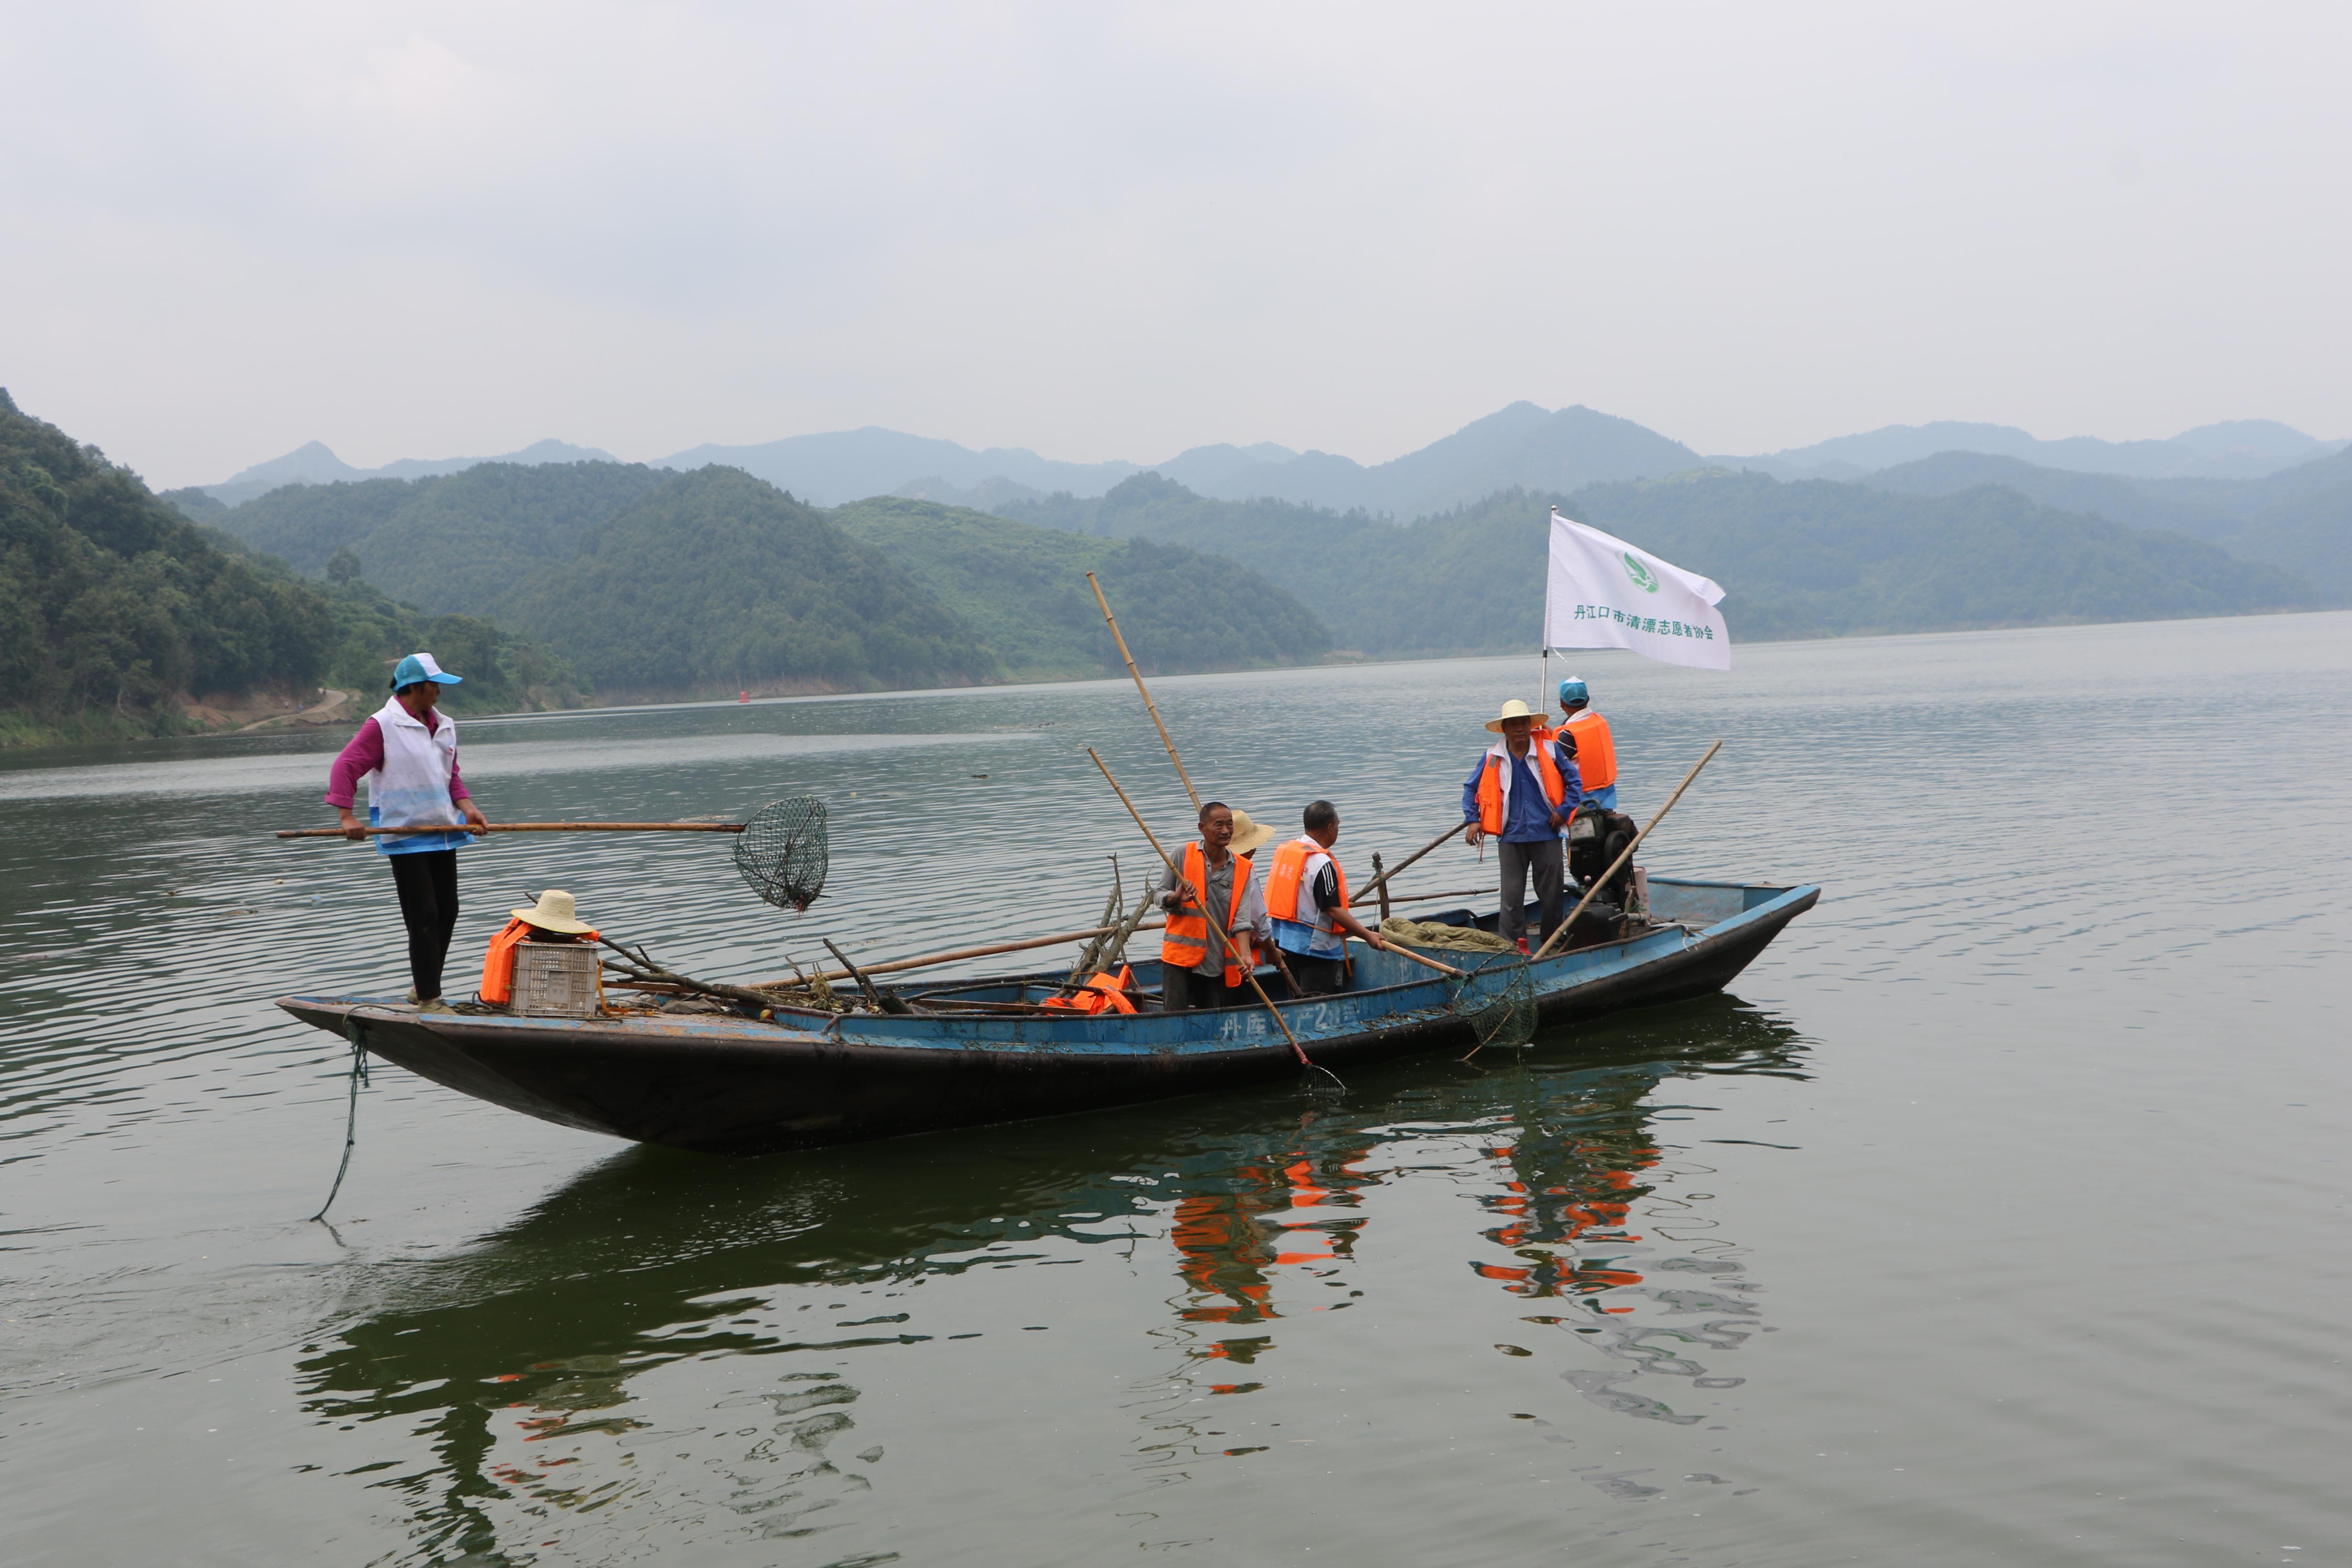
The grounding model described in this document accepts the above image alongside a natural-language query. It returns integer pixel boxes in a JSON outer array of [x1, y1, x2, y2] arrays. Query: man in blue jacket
[[1462, 699, 1582, 953]]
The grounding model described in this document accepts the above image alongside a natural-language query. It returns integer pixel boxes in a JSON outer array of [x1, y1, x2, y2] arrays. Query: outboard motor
[[1564, 804, 1640, 916]]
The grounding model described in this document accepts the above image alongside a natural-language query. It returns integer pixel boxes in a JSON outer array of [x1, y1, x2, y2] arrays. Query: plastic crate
[[511, 942, 603, 1017]]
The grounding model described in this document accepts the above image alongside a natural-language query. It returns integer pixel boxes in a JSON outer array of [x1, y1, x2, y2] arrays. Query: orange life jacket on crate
[[1473, 743, 1570, 835], [1158, 842, 1255, 986], [480, 917, 600, 1006]]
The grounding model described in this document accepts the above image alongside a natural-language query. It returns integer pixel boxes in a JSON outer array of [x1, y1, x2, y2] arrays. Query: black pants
[[1284, 953, 1347, 996], [1160, 961, 1245, 1012], [387, 850, 460, 1001], [1497, 837, 1563, 946]]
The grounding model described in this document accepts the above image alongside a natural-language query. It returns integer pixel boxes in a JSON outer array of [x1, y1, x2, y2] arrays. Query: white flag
[[1543, 508, 1731, 671]]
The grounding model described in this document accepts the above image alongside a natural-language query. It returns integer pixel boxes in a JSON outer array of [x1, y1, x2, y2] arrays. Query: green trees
[[0, 391, 334, 740], [506, 468, 997, 695], [828, 496, 1331, 679], [216, 468, 1327, 697]]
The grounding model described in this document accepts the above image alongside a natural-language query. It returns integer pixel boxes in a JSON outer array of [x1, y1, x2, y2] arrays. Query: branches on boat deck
[[1067, 856, 1125, 981], [1072, 867, 1159, 984], [596, 936, 846, 1014]]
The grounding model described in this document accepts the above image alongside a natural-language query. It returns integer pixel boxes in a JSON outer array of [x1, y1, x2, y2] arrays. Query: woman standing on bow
[[322, 652, 491, 1013]]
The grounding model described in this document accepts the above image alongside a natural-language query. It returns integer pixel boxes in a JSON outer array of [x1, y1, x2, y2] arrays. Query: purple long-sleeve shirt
[[323, 714, 470, 809]]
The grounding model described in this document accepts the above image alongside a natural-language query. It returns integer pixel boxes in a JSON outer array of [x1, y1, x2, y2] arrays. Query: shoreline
[[4, 605, 2343, 757]]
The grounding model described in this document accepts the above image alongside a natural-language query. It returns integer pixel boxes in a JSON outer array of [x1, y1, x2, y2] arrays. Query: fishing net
[[1449, 949, 1543, 1062], [1379, 917, 1535, 1056], [733, 796, 830, 911], [1448, 952, 1538, 1056]]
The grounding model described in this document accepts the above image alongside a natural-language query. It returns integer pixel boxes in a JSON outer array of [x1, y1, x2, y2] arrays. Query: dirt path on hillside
[[234, 689, 352, 733]]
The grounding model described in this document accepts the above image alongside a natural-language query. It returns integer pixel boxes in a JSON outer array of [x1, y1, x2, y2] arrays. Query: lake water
[[4, 612, 2349, 1568]]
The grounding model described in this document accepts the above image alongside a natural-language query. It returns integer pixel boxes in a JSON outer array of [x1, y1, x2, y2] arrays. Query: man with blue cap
[[323, 652, 491, 1013], [1546, 676, 1617, 812]]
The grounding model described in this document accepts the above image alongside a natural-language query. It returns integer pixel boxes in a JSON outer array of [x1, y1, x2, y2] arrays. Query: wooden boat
[[278, 875, 1819, 1156]]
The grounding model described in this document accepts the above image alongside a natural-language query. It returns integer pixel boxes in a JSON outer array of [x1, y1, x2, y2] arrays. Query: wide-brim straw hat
[[512, 888, 594, 935], [1227, 810, 1278, 858], [1484, 698, 1546, 734]]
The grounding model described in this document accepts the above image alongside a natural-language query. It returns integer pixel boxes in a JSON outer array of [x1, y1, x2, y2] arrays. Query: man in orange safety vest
[[1265, 800, 1390, 996], [1461, 698, 1583, 953], [1157, 801, 1274, 1012]]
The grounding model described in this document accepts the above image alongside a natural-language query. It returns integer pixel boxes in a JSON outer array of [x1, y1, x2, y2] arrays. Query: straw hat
[[1484, 698, 1546, 734], [512, 888, 594, 935], [1226, 809, 1278, 858]]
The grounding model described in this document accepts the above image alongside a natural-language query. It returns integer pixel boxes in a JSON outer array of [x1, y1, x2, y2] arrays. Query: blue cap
[[1557, 677, 1588, 705], [390, 652, 463, 691]]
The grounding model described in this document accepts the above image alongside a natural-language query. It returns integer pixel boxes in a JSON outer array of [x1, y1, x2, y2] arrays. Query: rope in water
[[309, 1019, 369, 1223]]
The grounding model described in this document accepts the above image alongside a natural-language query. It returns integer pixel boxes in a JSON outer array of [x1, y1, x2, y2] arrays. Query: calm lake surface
[[5, 612, 2349, 1567]]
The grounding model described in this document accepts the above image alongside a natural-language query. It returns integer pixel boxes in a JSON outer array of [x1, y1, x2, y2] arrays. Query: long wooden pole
[[1088, 747, 1325, 1075], [1086, 571, 1200, 812], [765, 918, 1170, 988], [775, 888, 1481, 991], [1531, 740, 1723, 962], [278, 821, 745, 838], [1352, 821, 1468, 903]]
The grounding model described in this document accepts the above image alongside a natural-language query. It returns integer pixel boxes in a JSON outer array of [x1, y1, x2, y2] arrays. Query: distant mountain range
[[656, 403, 1703, 516], [1720, 419, 2345, 483], [196, 437, 618, 508], [199, 405, 2345, 520]]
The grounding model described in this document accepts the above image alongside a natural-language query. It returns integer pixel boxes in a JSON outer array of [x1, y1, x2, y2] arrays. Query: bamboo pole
[[1088, 747, 1327, 1077], [278, 821, 745, 838], [1086, 571, 1200, 812], [1530, 740, 1723, 962]]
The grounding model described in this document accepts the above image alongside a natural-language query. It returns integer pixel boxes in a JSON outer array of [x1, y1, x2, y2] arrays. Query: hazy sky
[[5, 3, 2347, 487]]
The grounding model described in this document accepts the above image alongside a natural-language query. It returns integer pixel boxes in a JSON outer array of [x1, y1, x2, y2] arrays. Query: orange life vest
[[1159, 841, 1255, 986], [1265, 837, 1347, 923], [480, 917, 600, 1005], [1474, 742, 1569, 834], [1561, 709, 1616, 790], [1042, 966, 1139, 1015]]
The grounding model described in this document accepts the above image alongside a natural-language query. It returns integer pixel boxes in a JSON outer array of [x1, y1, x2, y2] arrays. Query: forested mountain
[[1864, 453, 2242, 538], [1004, 469, 2323, 654], [193, 530, 590, 715], [211, 464, 1326, 696], [1868, 447, 2352, 598], [501, 469, 994, 696], [219, 464, 994, 697], [0, 390, 333, 743], [830, 498, 1330, 680]]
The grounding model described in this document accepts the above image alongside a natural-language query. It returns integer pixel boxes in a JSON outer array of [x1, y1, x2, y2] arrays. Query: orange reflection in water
[[1170, 1147, 1369, 1325], [1472, 1133, 1661, 1300]]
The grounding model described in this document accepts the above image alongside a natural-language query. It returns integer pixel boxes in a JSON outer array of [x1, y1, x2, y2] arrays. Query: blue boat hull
[[278, 877, 1819, 1155]]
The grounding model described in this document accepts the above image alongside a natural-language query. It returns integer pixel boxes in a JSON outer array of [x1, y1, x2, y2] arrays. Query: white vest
[[363, 696, 471, 856]]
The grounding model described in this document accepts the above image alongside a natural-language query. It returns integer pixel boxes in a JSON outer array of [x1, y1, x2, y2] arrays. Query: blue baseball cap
[[1557, 677, 1588, 704], [390, 652, 463, 691]]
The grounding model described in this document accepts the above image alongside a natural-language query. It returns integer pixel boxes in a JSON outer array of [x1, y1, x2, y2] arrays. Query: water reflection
[[295, 1000, 1805, 1561]]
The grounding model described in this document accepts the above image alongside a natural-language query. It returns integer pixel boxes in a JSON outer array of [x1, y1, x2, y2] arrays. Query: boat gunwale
[[278, 880, 1821, 1061]]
